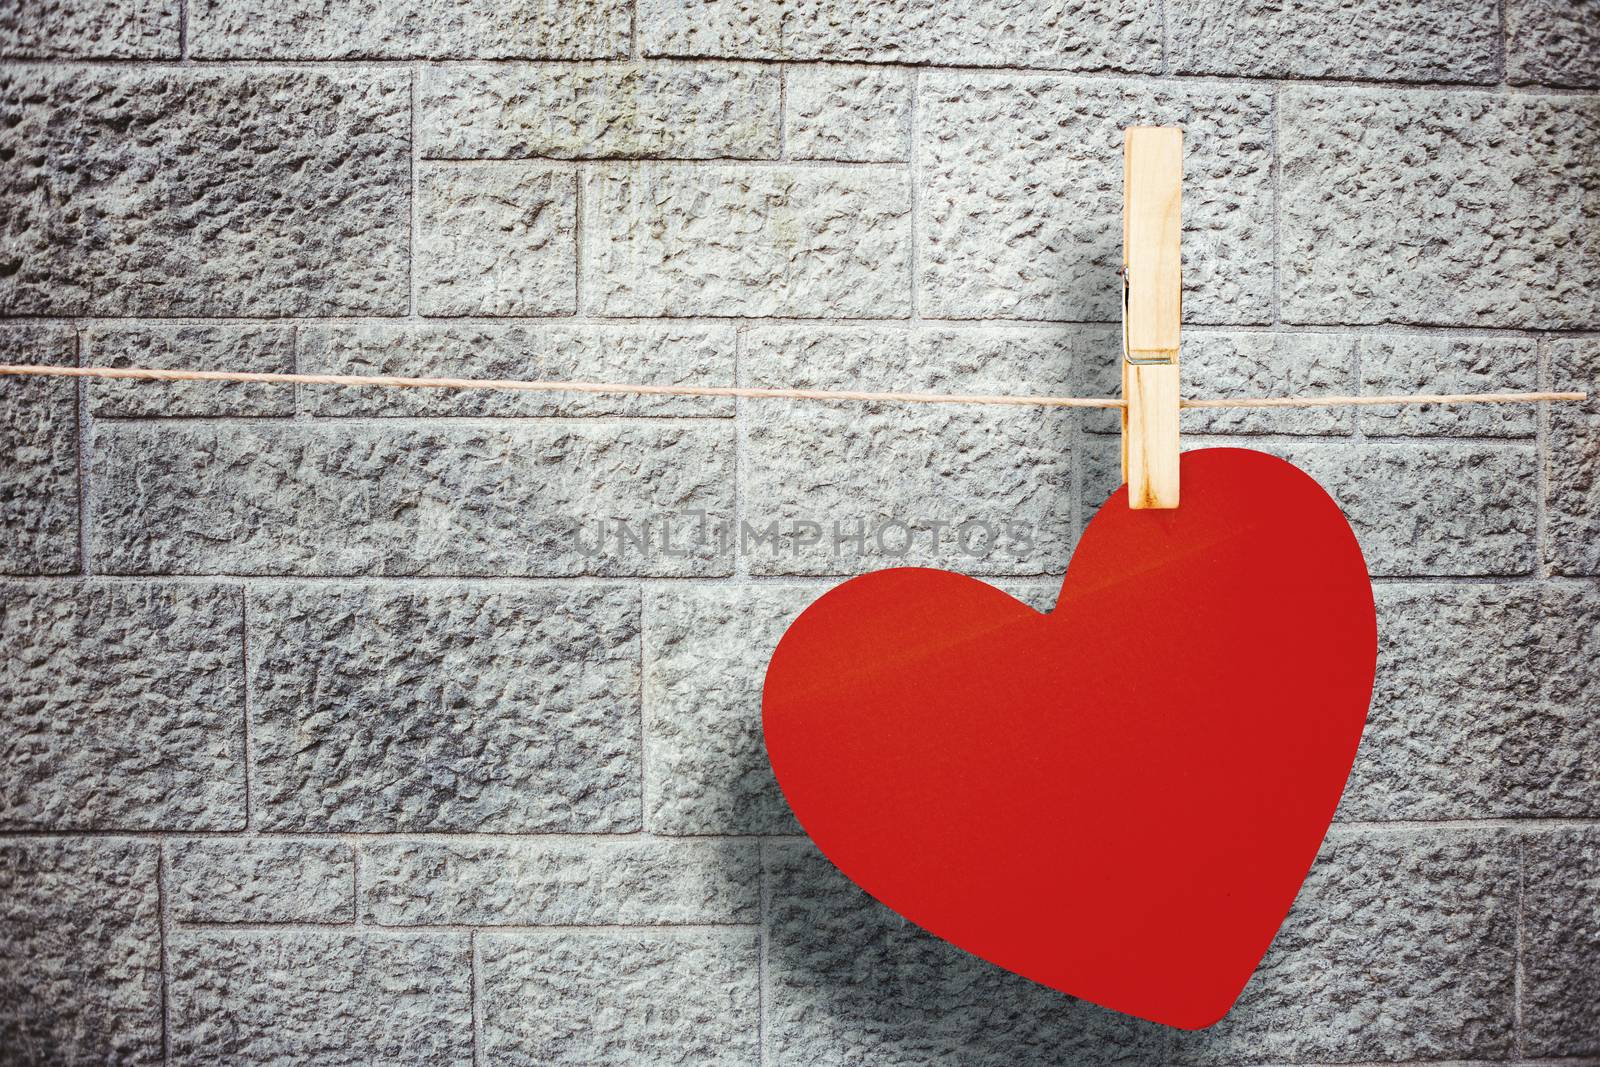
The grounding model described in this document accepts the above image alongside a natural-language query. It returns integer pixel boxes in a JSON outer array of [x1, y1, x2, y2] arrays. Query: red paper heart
[[762, 447, 1376, 1030]]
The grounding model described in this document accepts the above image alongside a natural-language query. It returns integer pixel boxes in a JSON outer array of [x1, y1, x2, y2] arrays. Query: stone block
[[0, 69, 410, 315], [297, 323, 735, 417], [1280, 88, 1600, 328], [0, 582, 245, 830], [85, 324, 294, 418], [89, 422, 735, 577], [419, 63, 779, 160], [0, 839, 161, 1065], [0, 325, 77, 574], [168, 839, 354, 923], [480, 929, 759, 1066], [416, 164, 577, 317], [583, 164, 911, 317], [920, 76, 1273, 323], [248, 585, 640, 831], [168, 929, 471, 1065]]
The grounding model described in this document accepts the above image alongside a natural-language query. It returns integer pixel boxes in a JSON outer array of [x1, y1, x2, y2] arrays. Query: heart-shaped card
[[762, 447, 1376, 1029]]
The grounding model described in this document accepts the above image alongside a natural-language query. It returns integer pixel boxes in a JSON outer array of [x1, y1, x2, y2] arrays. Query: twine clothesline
[[0, 363, 1586, 410]]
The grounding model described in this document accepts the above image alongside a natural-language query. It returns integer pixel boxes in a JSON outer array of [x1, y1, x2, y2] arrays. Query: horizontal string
[[0, 364, 1586, 411]]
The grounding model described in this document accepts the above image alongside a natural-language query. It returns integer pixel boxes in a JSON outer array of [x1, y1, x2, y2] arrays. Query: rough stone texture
[[1521, 826, 1600, 1055], [1506, 0, 1600, 86], [84, 324, 295, 418], [1167, 0, 1499, 80], [1171, 332, 1356, 437], [1359, 336, 1538, 437], [168, 930, 471, 1065], [1338, 584, 1568, 820], [785, 65, 913, 162], [0, 68, 410, 316], [644, 584, 816, 834], [89, 422, 734, 576], [0, 0, 178, 57], [0, 324, 77, 574], [419, 63, 780, 160], [1273, 442, 1535, 577], [1280, 88, 1600, 329], [1085, 440, 1537, 576], [480, 929, 759, 1066], [168, 839, 355, 923], [920, 77, 1273, 323], [416, 164, 577, 317], [0, 838, 161, 1066], [3, 4, 1597, 1061], [1172, 828, 1516, 1062], [364, 839, 757, 925], [1536, 582, 1600, 815], [740, 325, 1084, 574], [248, 585, 641, 832], [744, 323, 1101, 398], [638, 0, 1163, 71], [188, 0, 630, 58], [298, 323, 735, 417], [1547, 338, 1600, 575], [583, 164, 912, 317], [766, 839, 1175, 1066], [746, 404, 1075, 574], [0, 582, 245, 830]]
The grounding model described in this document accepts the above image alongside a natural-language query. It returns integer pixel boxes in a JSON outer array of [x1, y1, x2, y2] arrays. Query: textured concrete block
[[298, 323, 735, 417], [0, 582, 245, 830], [920, 77, 1273, 322], [89, 422, 734, 576], [1507, 0, 1600, 86], [785, 66, 912, 162], [1547, 338, 1600, 575], [1168, 0, 1498, 80], [85, 324, 294, 418], [1340, 584, 1543, 820], [1359, 336, 1538, 437], [1534, 583, 1600, 815], [417, 164, 576, 317], [419, 63, 780, 160], [765, 840, 1173, 1066], [0, 839, 161, 1065], [1078, 431, 1126, 526], [637, 0, 781, 60], [739, 325, 1084, 574], [1176, 829, 1515, 1062], [745, 324, 1099, 398], [0, 325, 77, 575], [1522, 827, 1600, 1055], [1281, 88, 1600, 328], [365, 839, 756, 925], [644, 584, 817, 834], [1276, 442, 1538, 577], [480, 929, 759, 1066], [169, 930, 470, 1066], [745, 406, 1074, 574], [1080, 438, 1540, 575], [638, 0, 1162, 71], [583, 164, 911, 317], [189, 0, 629, 58], [169, 839, 354, 923], [249, 585, 640, 832], [0, 0, 178, 57], [0, 68, 409, 316], [1172, 332, 1355, 437]]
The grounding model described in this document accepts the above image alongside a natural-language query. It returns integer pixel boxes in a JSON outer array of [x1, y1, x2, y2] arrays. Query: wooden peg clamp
[[1121, 127, 1182, 509]]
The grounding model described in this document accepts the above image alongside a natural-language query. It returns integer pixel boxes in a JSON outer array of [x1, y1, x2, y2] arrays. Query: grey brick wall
[[0, 1, 1596, 1064]]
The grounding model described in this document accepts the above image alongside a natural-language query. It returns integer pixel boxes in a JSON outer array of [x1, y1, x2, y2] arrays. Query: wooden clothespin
[[1121, 127, 1182, 509]]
